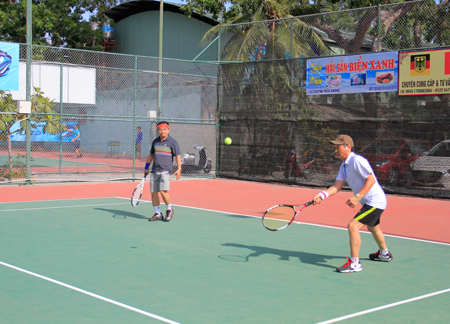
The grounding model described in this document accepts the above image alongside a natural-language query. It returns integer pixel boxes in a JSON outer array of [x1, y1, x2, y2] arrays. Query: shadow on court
[[224, 213, 258, 219], [95, 208, 148, 220], [221, 243, 343, 269]]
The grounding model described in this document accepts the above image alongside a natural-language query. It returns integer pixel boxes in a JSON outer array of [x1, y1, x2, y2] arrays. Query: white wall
[[8, 62, 96, 105]]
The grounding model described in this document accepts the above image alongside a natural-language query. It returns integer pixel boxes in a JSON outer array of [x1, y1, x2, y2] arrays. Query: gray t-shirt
[[150, 135, 181, 172]]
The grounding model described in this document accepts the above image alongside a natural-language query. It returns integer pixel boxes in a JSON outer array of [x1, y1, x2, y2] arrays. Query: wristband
[[318, 191, 329, 200], [144, 163, 150, 170]]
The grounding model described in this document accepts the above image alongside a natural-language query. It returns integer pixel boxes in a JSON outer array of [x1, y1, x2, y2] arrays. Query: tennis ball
[[224, 137, 232, 145]]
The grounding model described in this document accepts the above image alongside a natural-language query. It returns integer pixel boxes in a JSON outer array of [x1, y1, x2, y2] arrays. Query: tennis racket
[[262, 200, 316, 231], [131, 174, 147, 207]]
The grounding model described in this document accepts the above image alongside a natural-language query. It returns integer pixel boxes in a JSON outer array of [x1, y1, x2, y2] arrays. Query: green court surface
[[0, 198, 449, 324], [0, 154, 103, 168]]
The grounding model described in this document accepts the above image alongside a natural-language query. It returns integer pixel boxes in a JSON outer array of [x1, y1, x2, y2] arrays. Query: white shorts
[[150, 171, 170, 193]]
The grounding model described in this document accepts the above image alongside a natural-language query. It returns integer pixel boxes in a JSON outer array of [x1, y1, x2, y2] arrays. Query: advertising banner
[[0, 41, 19, 91], [10, 121, 78, 142], [306, 52, 398, 95], [398, 49, 450, 96]]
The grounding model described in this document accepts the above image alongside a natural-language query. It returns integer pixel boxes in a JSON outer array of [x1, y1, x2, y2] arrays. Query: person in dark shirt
[[144, 121, 181, 222], [136, 126, 143, 159]]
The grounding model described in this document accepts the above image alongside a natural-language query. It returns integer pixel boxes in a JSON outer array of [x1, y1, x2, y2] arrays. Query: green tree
[[0, 0, 124, 50], [0, 88, 63, 177], [181, 0, 332, 61]]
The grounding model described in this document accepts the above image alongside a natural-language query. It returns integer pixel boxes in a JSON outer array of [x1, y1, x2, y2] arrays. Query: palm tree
[[198, 0, 331, 61]]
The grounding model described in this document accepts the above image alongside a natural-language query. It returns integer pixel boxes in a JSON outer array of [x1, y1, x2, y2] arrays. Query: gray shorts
[[150, 171, 171, 193]]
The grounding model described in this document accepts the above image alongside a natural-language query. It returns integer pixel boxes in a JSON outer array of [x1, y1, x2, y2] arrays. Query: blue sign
[[0, 42, 19, 91], [10, 121, 78, 142], [306, 52, 398, 95]]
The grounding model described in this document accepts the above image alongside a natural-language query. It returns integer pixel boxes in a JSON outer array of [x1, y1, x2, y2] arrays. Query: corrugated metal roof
[[104, 0, 220, 25]]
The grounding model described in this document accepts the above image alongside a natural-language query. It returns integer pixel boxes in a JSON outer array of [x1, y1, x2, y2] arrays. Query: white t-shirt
[[336, 152, 387, 210]]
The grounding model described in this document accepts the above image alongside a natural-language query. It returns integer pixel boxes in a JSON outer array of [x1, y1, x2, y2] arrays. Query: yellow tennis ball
[[224, 137, 232, 145]]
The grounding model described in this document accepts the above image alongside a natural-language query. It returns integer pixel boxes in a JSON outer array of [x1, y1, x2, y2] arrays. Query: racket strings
[[131, 185, 143, 206], [263, 206, 296, 230]]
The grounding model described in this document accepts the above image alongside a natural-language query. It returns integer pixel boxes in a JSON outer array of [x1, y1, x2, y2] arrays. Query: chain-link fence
[[217, 0, 450, 61], [212, 0, 450, 199], [216, 58, 450, 199], [0, 44, 218, 184]]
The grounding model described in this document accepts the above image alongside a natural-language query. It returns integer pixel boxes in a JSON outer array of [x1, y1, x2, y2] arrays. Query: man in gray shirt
[[144, 121, 181, 222]]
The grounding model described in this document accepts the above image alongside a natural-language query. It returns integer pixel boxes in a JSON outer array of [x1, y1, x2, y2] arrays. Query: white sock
[[350, 257, 359, 264], [154, 206, 161, 214], [167, 204, 172, 211], [381, 249, 389, 255]]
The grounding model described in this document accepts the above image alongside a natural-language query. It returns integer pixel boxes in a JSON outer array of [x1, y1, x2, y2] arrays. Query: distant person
[[144, 121, 181, 222], [136, 126, 143, 159], [312, 135, 392, 273], [68, 124, 82, 158]]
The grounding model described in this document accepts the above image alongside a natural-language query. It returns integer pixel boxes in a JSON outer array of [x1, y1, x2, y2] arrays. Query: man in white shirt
[[313, 135, 393, 273]]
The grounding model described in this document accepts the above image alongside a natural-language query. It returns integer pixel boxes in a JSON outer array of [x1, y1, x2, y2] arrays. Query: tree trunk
[[414, 22, 422, 48], [363, 92, 382, 118]]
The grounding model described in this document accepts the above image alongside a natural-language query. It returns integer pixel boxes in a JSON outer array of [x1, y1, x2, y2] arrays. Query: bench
[[107, 141, 120, 158]]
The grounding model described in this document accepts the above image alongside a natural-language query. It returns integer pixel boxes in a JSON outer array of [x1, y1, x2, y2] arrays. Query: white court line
[[0, 261, 181, 324], [1, 197, 121, 204], [2, 197, 450, 322], [316, 288, 450, 324], [121, 197, 450, 247], [0, 202, 132, 213], [4, 197, 449, 247]]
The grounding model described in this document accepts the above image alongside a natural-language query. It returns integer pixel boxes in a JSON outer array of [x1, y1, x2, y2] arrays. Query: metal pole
[[192, 36, 219, 62], [59, 64, 63, 174], [157, 0, 164, 124], [133, 56, 137, 178], [26, 0, 32, 180]]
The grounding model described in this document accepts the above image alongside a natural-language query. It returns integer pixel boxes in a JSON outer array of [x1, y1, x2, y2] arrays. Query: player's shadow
[[222, 243, 342, 269], [95, 208, 147, 220]]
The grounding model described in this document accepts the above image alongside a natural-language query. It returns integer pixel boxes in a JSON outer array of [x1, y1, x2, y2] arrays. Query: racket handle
[[305, 200, 315, 207]]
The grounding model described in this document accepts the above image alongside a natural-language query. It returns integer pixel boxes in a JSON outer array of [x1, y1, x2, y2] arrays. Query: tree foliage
[[0, 0, 125, 50], [193, 0, 450, 119], [181, 0, 333, 61], [0, 88, 64, 175]]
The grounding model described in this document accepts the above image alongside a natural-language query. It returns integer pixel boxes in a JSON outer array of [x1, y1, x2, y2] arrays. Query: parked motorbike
[[173, 144, 213, 174], [284, 150, 315, 179]]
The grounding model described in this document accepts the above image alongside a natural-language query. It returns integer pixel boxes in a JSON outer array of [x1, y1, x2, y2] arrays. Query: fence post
[[157, 0, 164, 125], [59, 64, 63, 174], [133, 56, 138, 178], [26, 0, 32, 181]]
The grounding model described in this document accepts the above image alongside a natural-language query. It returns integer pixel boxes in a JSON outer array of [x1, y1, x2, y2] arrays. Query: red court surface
[[1, 178, 449, 244], [0, 150, 143, 174]]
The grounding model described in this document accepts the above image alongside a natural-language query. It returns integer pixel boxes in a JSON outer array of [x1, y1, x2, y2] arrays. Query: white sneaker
[[336, 257, 362, 273]]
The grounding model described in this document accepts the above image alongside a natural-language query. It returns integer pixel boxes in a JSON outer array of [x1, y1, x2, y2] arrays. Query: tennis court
[[0, 151, 140, 177], [0, 154, 105, 168], [1, 179, 449, 323]]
